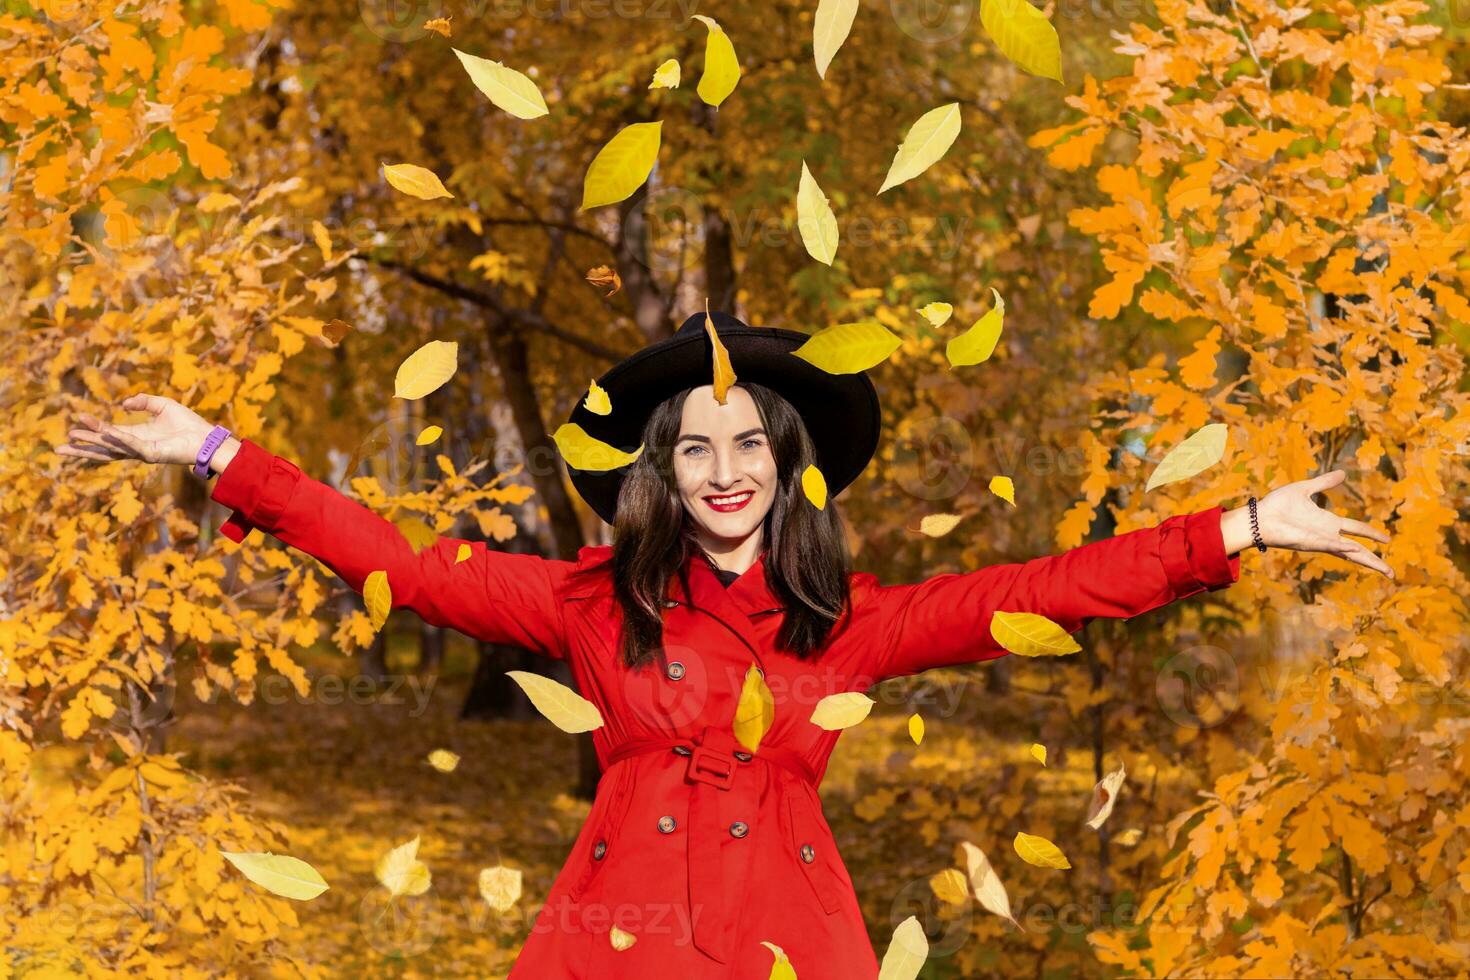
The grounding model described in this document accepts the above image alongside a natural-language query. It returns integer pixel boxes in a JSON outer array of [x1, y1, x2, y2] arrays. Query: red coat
[[210, 438, 1241, 978]]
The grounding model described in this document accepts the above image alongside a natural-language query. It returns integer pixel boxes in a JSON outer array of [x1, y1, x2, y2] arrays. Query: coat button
[[800, 843, 815, 863], [666, 661, 686, 681], [672, 745, 693, 757], [658, 815, 677, 834], [730, 821, 749, 838], [733, 750, 752, 762], [593, 840, 607, 860]]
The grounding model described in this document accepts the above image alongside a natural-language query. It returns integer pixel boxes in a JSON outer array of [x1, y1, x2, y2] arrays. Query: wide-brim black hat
[[563, 310, 882, 526]]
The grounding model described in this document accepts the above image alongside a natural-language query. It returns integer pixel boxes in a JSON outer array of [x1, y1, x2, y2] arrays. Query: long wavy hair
[[571, 382, 855, 671]]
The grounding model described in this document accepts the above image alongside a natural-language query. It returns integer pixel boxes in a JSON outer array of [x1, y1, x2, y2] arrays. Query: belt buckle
[[687, 745, 735, 790]]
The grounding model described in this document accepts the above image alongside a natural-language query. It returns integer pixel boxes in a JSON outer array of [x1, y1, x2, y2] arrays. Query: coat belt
[[600, 727, 818, 964]]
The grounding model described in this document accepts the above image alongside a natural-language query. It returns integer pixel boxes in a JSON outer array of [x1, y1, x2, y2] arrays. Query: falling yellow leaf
[[790, 320, 902, 374], [376, 836, 432, 896], [581, 121, 662, 210], [1030, 743, 1047, 766], [692, 14, 740, 107], [1085, 762, 1128, 830], [1013, 831, 1070, 869], [704, 301, 736, 404], [809, 692, 875, 730], [395, 517, 438, 555], [878, 102, 961, 194], [311, 220, 332, 262], [382, 162, 454, 201], [650, 58, 681, 89], [801, 464, 828, 510], [221, 850, 330, 901], [423, 16, 451, 36], [478, 865, 522, 911], [980, 0, 1063, 82], [610, 925, 637, 950], [1115, 828, 1144, 847], [908, 713, 925, 745], [989, 610, 1081, 657], [395, 340, 459, 399], [585, 264, 621, 296], [452, 47, 549, 119], [506, 670, 605, 733], [917, 513, 963, 537], [454, 543, 472, 564], [415, 424, 443, 446], [761, 940, 799, 979], [733, 664, 774, 753], [584, 379, 612, 415], [989, 475, 1015, 506], [323, 318, 353, 344], [363, 570, 392, 633], [426, 749, 460, 773], [930, 868, 969, 905], [947, 288, 1005, 367], [796, 160, 839, 266], [552, 422, 645, 471], [957, 841, 1023, 931], [813, 0, 859, 79], [1144, 422, 1228, 491], [877, 915, 929, 980], [918, 302, 953, 328]]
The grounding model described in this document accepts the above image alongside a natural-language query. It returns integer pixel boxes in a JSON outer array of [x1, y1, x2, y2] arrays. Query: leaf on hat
[[790, 320, 901, 374], [649, 58, 680, 90], [813, 0, 859, 79], [946, 288, 1005, 367], [704, 301, 737, 404], [796, 160, 839, 266], [801, 464, 827, 510], [1144, 422, 1227, 491], [583, 379, 611, 415], [733, 664, 774, 753], [507, 670, 605, 733], [989, 610, 1081, 657], [692, 15, 740, 107], [552, 422, 644, 471], [581, 121, 662, 210], [452, 47, 549, 118], [382, 162, 454, 201], [878, 102, 961, 194], [395, 340, 459, 399]]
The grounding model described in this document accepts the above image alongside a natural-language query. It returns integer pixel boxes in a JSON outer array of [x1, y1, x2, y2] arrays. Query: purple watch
[[193, 425, 231, 478]]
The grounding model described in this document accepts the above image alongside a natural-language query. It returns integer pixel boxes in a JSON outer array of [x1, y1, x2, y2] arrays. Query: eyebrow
[[676, 428, 766, 445]]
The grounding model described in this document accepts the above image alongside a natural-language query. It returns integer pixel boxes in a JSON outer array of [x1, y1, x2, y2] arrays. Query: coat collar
[[565, 544, 784, 618]]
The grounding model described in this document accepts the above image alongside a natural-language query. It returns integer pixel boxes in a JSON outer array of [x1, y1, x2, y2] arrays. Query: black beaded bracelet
[[1247, 495, 1268, 553]]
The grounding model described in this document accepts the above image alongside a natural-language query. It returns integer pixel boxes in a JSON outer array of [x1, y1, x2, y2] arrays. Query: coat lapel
[[670, 550, 783, 657]]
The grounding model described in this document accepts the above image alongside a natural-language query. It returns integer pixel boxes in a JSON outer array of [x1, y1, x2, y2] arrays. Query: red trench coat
[[209, 438, 1241, 978]]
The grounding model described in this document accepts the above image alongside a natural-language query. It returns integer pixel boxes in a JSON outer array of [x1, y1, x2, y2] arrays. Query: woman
[[58, 310, 1392, 978]]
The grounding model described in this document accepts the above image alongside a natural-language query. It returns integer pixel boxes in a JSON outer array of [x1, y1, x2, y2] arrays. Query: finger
[[1304, 469, 1347, 495], [71, 428, 136, 458], [1337, 517, 1389, 543], [1339, 540, 1394, 579], [57, 443, 120, 462], [121, 393, 165, 416]]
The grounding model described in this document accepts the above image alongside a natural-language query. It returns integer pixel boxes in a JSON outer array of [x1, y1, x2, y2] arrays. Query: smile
[[703, 491, 754, 513]]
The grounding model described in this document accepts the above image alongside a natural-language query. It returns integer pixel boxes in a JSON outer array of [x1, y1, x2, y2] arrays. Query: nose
[[710, 445, 740, 489]]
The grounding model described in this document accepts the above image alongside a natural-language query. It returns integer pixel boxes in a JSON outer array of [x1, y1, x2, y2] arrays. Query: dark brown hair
[[572, 382, 854, 671]]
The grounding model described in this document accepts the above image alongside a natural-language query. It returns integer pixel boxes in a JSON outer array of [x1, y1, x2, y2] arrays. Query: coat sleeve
[[863, 505, 1241, 681], [208, 436, 572, 658]]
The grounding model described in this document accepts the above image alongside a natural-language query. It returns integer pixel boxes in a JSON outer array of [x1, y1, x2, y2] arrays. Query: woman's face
[[673, 384, 777, 547]]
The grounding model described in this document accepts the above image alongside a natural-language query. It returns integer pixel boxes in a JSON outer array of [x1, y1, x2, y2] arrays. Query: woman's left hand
[[1225, 469, 1394, 579]]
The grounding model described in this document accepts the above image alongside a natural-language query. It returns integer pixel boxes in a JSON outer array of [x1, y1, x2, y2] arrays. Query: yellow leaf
[[586, 264, 622, 296], [917, 513, 963, 537], [221, 850, 330, 901], [311, 220, 332, 262], [957, 841, 1023, 930], [796, 160, 839, 265], [394, 340, 459, 400], [650, 58, 681, 89], [396, 517, 439, 555], [980, 0, 1063, 82], [1085, 762, 1127, 830], [609, 925, 637, 950], [452, 48, 548, 119], [877, 915, 929, 980], [1144, 423, 1228, 491], [801, 464, 828, 510], [139, 760, 187, 788], [506, 670, 605, 733], [111, 481, 144, 525], [583, 379, 612, 415], [478, 864, 522, 911], [790, 320, 902, 374], [692, 15, 740, 107], [908, 713, 925, 745], [376, 836, 432, 896], [988, 475, 1015, 506], [918, 302, 953, 327], [454, 543, 472, 564], [704, 301, 737, 403], [733, 664, 774, 753], [198, 192, 241, 212], [989, 610, 1080, 657], [878, 103, 961, 194], [363, 570, 392, 633], [762, 940, 799, 979], [946, 287, 1005, 367], [580, 121, 662, 210], [423, 16, 451, 36], [1013, 831, 1071, 869], [1115, 828, 1143, 847], [416, 425, 443, 446], [809, 692, 875, 730], [930, 868, 969, 905], [1030, 743, 1047, 766], [426, 749, 460, 772], [552, 422, 645, 471], [382, 162, 454, 201], [813, 0, 859, 78]]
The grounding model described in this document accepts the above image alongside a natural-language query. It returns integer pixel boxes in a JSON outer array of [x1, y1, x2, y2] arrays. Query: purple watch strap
[[194, 424, 231, 478]]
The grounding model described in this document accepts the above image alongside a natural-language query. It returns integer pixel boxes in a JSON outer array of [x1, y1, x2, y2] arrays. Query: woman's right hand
[[57, 394, 217, 468]]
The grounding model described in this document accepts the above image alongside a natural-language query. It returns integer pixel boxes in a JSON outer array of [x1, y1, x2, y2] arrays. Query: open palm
[[55, 394, 212, 468], [1259, 469, 1393, 578]]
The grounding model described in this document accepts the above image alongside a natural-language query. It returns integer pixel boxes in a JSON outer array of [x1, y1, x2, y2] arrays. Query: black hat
[[563, 310, 882, 526]]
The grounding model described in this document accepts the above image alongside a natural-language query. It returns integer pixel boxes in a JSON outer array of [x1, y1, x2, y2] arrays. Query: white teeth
[[708, 492, 753, 505]]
